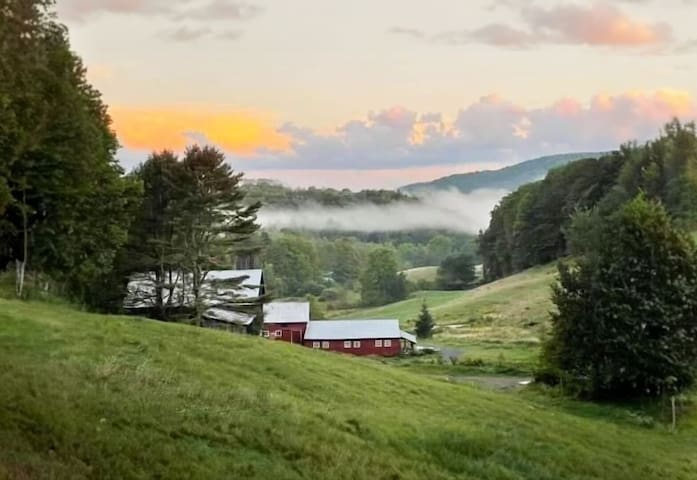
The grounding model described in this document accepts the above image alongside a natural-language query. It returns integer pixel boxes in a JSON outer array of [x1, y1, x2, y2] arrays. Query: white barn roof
[[202, 308, 255, 326], [124, 269, 263, 309], [263, 302, 310, 324], [304, 319, 401, 341]]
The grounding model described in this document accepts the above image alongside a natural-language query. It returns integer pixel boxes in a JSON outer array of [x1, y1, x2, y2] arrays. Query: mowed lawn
[[331, 265, 557, 371], [1, 299, 696, 479]]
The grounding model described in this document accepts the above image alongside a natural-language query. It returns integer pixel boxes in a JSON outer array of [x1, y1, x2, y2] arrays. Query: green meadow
[[1, 298, 695, 479], [331, 265, 557, 372]]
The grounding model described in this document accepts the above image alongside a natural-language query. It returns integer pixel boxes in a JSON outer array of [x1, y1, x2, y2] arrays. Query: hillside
[[400, 152, 607, 194], [1, 299, 696, 479], [332, 265, 557, 370], [401, 266, 438, 282]]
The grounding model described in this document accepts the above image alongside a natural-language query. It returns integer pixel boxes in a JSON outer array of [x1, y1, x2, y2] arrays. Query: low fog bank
[[258, 189, 508, 233]]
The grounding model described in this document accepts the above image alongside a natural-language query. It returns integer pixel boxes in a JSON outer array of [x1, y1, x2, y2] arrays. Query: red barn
[[262, 302, 310, 344], [303, 319, 416, 357]]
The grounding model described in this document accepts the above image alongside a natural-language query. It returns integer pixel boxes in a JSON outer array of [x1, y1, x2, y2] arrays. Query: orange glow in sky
[[110, 106, 291, 154]]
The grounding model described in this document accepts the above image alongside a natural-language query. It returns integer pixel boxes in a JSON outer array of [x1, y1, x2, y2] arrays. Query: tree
[[541, 195, 697, 398], [415, 301, 435, 338], [266, 233, 322, 297], [0, 0, 139, 300], [122, 151, 185, 318], [359, 247, 407, 306], [436, 253, 476, 290], [332, 238, 363, 285], [176, 145, 262, 321]]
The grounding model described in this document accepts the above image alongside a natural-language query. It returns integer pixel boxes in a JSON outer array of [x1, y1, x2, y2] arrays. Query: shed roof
[[400, 330, 417, 344], [304, 319, 400, 341], [263, 302, 310, 324], [124, 269, 263, 309]]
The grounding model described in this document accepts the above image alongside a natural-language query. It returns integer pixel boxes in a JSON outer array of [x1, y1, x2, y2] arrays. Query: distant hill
[[400, 152, 609, 194]]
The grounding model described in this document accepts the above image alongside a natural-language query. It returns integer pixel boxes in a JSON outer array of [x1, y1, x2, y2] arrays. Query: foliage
[[307, 294, 326, 320], [123, 147, 261, 320], [0, 0, 139, 301], [415, 301, 435, 338], [480, 121, 697, 282], [359, 247, 408, 306], [541, 195, 697, 398], [265, 233, 323, 297], [436, 253, 476, 290], [243, 179, 412, 207]]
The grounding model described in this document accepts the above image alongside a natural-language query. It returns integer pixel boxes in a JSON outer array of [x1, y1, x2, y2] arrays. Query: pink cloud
[[395, 2, 674, 50], [116, 90, 697, 188]]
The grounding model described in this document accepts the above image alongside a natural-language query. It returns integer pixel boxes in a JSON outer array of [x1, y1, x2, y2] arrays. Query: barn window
[[321, 341, 330, 349], [274, 330, 282, 337], [384, 339, 392, 347], [262, 330, 269, 338], [344, 341, 352, 349], [312, 341, 320, 349], [353, 341, 361, 348], [375, 339, 383, 347]]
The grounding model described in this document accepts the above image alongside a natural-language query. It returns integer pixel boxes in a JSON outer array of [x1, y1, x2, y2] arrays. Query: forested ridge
[[479, 120, 697, 282]]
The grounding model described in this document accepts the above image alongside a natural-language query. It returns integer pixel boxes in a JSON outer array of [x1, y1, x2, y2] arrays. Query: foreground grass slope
[[1, 299, 695, 479]]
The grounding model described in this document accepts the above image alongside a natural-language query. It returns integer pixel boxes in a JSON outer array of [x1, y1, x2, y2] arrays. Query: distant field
[[331, 265, 558, 371], [401, 266, 438, 282], [1, 299, 695, 479]]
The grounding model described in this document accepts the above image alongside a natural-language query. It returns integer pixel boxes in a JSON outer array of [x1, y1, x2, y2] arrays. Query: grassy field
[[401, 266, 438, 282], [332, 265, 557, 372], [1, 298, 696, 479]]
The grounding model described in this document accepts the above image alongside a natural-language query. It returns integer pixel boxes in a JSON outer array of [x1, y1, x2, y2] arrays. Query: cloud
[[59, 0, 261, 22], [388, 27, 426, 39], [258, 189, 507, 233], [174, 0, 262, 21], [393, 2, 673, 49], [165, 26, 212, 42], [113, 90, 697, 178]]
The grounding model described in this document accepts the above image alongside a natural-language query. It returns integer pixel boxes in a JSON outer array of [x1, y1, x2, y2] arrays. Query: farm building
[[303, 319, 416, 357], [124, 269, 265, 332], [262, 302, 310, 344]]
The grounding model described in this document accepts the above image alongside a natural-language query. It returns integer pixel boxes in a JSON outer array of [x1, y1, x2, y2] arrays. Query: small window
[[274, 330, 282, 337], [312, 341, 320, 349], [321, 341, 330, 349], [375, 339, 383, 347], [384, 339, 392, 347], [353, 340, 361, 348], [344, 340, 352, 349], [262, 330, 270, 338]]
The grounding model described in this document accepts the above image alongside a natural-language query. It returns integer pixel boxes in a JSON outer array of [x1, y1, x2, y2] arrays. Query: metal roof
[[304, 319, 401, 340], [263, 302, 310, 324], [400, 330, 417, 344], [202, 308, 255, 326], [124, 269, 263, 309]]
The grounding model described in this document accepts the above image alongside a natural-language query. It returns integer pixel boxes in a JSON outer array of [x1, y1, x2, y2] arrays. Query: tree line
[[479, 120, 697, 282]]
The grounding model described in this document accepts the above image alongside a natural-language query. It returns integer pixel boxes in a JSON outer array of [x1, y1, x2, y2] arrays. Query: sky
[[57, 0, 697, 189]]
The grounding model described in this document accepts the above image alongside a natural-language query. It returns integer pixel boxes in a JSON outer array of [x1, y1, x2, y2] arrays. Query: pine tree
[[415, 301, 435, 339]]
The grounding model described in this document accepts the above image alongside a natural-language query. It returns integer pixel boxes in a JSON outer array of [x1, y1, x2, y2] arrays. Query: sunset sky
[[58, 0, 697, 189]]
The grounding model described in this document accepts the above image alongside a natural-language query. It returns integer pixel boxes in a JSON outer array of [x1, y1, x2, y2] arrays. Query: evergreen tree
[[415, 301, 435, 339], [541, 195, 697, 398]]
